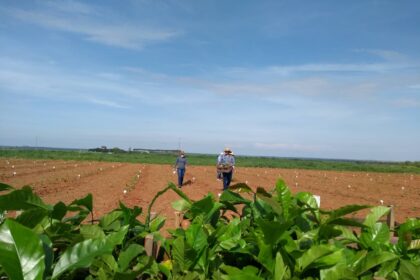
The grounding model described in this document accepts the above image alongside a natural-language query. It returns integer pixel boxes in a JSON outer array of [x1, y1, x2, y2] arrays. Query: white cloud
[[87, 98, 129, 109], [393, 98, 420, 108], [43, 0, 94, 15], [354, 49, 409, 62], [254, 142, 324, 153], [223, 61, 415, 82], [0, 57, 211, 107], [4, 3, 180, 49]]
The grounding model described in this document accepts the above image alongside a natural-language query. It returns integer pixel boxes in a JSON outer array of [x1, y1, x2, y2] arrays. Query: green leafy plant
[[0, 183, 163, 280], [1, 179, 419, 279]]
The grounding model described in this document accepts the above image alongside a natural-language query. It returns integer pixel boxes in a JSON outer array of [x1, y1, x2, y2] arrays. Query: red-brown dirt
[[1, 159, 419, 228]]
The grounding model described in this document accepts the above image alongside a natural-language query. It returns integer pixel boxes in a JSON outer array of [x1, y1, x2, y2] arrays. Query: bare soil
[[1, 158, 419, 228]]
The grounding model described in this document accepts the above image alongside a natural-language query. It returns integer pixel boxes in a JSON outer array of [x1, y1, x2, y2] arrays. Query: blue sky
[[1, 0, 419, 161]]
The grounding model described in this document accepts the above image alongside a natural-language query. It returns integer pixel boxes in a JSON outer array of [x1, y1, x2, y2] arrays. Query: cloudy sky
[[1, 0, 419, 161]]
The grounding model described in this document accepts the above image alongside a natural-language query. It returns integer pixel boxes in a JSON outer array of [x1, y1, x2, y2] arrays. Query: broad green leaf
[[326, 217, 367, 228], [253, 197, 277, 219], [39, 234, 53, 279], [52, 238, 114, 279], [398, 259, 420, 280], [180, 271, 204, 280], [119, 201, 142, 227], [0, 186, 51, 211], [398, 218, 420, 250], [172, 236, 196, 273], [101, 254, 119, 272], [218, 219, 242, 250], [318, 224, 343, 240], [360, 222, 390, 250], [158, 262, 172, 279], [190, 194, 215, 217], [398, 218, 420, 235], [363, 206, 390, 228], [171, 199, 191, 211], [312, 248, 344, 268], [172, 236, 185, 272], [335, 225, 359, 243], [296, 192, 319, 210], [256, 218, 292, 245], [15, 208, 48, 228], [91, 254, 118, 276], [62, 209, 89, 225], [275, 178, 288, 191], [106, 225, 129, 246], [80, 224, 105, 240], [149, 215, 166, 232], [256, 239, 274, 272], [256, 193, 283, 217], [275, 179, 291, 220], [114, 271, 138, 280], [70, 193, 93, 212], [118, 244, 144, 272], [353, 251, 397, 276], [220, 264, 263, 280], [185, 223, 208, 251], [324, 205, 371, 224], [256, 187, 272, 197], [51, 201, 67, 220], [320, 263, 357, 280], [97, 267, 109, 280], [375, 259, 398, 278], [296, 244, 334, 273], [220, 190, 251, 205], [274, 252, 288, 280], [0, 219, 45, 280], [229, 182, 254, 193], [0, 182, 14, 192], [204, 201, 223, 224], [100, 210, 123, 230]]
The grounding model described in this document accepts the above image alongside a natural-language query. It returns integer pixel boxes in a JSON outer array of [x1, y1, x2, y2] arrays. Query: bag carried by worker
[[217, 164, 233, 173]]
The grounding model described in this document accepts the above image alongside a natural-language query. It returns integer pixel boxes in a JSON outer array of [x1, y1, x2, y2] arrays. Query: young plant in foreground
[[0, 180, 419, 279]]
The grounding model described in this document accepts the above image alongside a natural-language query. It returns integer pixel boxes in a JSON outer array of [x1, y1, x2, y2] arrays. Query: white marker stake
[[314, 195, 321, 207]]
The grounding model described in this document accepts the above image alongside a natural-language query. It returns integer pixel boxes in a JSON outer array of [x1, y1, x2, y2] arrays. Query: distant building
[[132, 148, 180, 154]]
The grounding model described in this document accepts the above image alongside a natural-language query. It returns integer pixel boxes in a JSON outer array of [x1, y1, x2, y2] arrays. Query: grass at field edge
[[1, 149, 419, 174]]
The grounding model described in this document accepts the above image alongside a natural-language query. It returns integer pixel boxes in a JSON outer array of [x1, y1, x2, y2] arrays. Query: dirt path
[[1, 159, 419, 227]]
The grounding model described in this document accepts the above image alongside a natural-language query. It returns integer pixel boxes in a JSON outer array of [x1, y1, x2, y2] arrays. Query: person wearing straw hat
[[174, 151, 187, 188], [217, 147, 235, 190]]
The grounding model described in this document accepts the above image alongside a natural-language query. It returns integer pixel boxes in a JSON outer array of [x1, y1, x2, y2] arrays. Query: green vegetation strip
[[1, 148, 420, 173]]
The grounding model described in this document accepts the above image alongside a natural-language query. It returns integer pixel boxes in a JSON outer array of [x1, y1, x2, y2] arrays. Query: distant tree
[[111, 147, 126, 153]]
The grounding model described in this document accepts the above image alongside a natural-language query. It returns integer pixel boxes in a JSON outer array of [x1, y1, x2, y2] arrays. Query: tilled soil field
[[1, 158, 419, 228]]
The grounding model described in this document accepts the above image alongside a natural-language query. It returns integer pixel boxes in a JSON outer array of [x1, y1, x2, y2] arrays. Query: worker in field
[[217, 147, 235, 190], [174, 151, 187, 188]]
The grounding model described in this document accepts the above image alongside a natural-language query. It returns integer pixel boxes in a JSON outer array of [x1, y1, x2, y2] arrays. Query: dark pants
[[222, 171, 232, 190], [177, 168, 185, 187]]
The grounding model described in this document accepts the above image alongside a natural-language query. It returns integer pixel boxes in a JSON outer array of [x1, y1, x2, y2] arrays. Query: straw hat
[[224, 147, 232, 153]]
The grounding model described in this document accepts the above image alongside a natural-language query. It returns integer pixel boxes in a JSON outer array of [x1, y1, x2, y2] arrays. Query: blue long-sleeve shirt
[[175, 156, 187, 169], [218, 154, 235, 167]]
